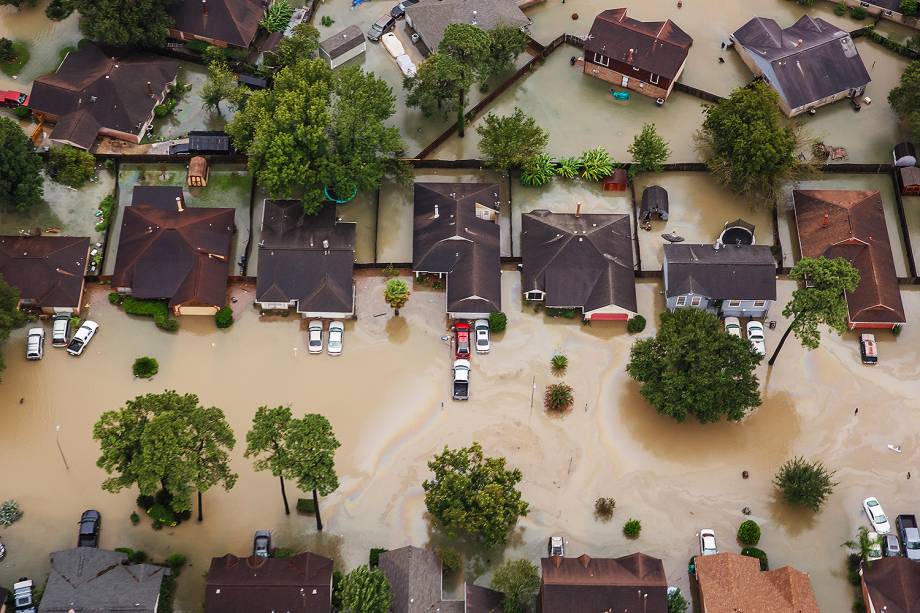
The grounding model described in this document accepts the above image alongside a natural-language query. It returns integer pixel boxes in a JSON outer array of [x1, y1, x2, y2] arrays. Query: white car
[[724, 316, 742, 338], [746, 320, 766, 356], [52, 314, 71, 347], [67, 321, 98, 356], [867, 531, 883, 561], [474, 319, 490, 354], [308, 320, 324, 354], [382, 32, 405, 58], [698, 529, 718, 556], [864, 497, 891, 534], [26, 327, 45, 360], [327, 321, 344, 356], [396, 54, 417, 77]]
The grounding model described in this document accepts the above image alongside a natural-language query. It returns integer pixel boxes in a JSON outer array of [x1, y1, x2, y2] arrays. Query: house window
[[753, 300, 766, 308], [675, 296, 687, 307], [592, 53, 610, 67], [690, 296, 702, 307], [650, 73, 659, 85], [728, 300, 742, 308], [525, 290, 544, 301], [859, 1, 869, 5]]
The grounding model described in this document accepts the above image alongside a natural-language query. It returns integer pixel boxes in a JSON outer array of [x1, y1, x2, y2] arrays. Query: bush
[[737, 520, 761, 546], [274, 547, 296, 558], [296, 498, 316, 514], [546, 307, 579, 319], [215, 306, 233, 328], [773, 456, 837, 512], [853, 599, 867, 613], [551, 353, 568, 374], [13, 105, 30, 119], [133, 356, 159, 378], [580, 147, 615, 181], [129, 550, 148, 564], [436, 548, 462, 574], [626, 315, 646, 333], [623, 518, 641, 538], [741, 546, 769, 570], [321, 15, 334, 27], [834, 1, 847, 15], [45, 0, 74, 20], [544, 382, 574, 411], [154, 314, 179, 331], [123, 297, 169, 318], [555, 156, 581, 179], [261, 0, 295, 32], [0, 40, 28, 77], [95, 194, 115, 232], [850, 5, 868, 19], [165, 553, 187, 576], [147, 503, 178, 528], [668, 588, 689, 613], [47, 145, 96, 188], [130, 511, 140, 525], [594, 497, 616, 521], [0, 38, 14, 63], [136, 494, 155, 510], [369, 547, 388, 567], [489, 311, 507, 332], [893, 324, 903, 337], [0, 500, 23, 526], [108, 292, 123, 305], [382, 264, 398, 277], [186, 40, 210, 53], [520, 153, 556, 187]]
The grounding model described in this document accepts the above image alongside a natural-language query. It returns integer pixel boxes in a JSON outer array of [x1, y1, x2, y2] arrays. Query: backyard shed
[[894, 142, 917, 167], [900, 166, 920, 196], [320, 25, 366, 69], [720, 219, 755, 245], [640, 185, 669, 221], [602, 168, 628, 191], [189, 131, 231, 155], [188, 156, 209, 187]]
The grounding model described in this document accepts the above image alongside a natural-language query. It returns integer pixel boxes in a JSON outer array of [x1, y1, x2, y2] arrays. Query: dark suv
[[367, 15, 395, 41], [78, 510, 101, 547]]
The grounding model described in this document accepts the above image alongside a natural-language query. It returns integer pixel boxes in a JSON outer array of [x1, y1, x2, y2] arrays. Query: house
[[861, 556, 920, 613], [583, 8, 692, 101], [28, 43, 178, 150], [413, 182, 502, 320], [0, 235, 90, 314], [168, 0, 266, 49], [793, 189, 906, 329], [112, 186, 235, 316], [38, 547, 169, 613], [695, 552, 819, 613], [732, 15, 871, 117], [827, 0, 917, 26], [521, 209, 637, 321], [320, 25, 366, 69], [899, 166, 920, 196], [255, 200, 356, 319], [663, 243, 776, 319], [205, 552, 333, 613], [540, 553, 668, 612], [405, 0, 530, 55], [379, 546, 503, 613]]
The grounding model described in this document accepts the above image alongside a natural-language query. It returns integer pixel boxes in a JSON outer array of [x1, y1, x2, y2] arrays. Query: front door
[[621, 75, 629, 87]]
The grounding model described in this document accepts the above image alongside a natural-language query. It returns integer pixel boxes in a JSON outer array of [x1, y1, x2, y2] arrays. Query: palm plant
[[580, 147, 615, 181], [384, 279, 410, 316], [843, 526, 879, 569], [555, 156, 581, 179], [261, 0, 294, 32], [550, 354, 568, 374], [520, 154, 556, 187], [544, 382, 574, 411]]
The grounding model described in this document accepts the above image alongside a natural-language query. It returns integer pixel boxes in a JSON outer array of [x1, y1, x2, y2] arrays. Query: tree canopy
[[74, 0, 177, 48], [491, 559, 540, 613], [200, 61, 239, 117], [476, 107, 548, 170], [0, 117, 43, 211], [484, 25, 529, 81], [0, 275, 26, 373], [383, 279, 410, 315], [628, 123, 670, 176], [47, 145, 96, 188], [423, 442, 529, 546], [773, 456, 837, 512], [627, 308, 763, 423], [889, 59, 920, 139], [269, 23, 321, 69], [339, 566, 392, 613]]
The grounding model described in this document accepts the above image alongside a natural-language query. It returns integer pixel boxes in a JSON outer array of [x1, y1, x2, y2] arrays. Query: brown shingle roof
[[696, 553, 820, 613], [0, 235, 89, 309], [379, 547, 463, 613], [585, 8, 692, 80], [793, 189, 905, 326], [540, 553, 668, 612], [205, 553, 333, 613], [862, 556, 920, 612], [320, 25, 365, 59], [169, 0, 266, 48]]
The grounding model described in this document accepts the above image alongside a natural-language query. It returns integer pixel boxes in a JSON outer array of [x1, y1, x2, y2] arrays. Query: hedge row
[[856, 27, 920, 60]]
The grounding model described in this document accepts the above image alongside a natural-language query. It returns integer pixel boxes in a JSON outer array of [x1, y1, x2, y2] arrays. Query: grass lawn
[[1, 41, 30, 77]]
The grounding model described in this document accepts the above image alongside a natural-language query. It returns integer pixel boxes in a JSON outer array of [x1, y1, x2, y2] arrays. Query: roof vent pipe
[[433, 204, 439, 219], [713, 240, 722, 251], [575, 201, 582, 218]]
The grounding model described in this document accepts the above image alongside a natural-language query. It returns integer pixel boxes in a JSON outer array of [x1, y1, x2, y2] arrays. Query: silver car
[[26, 328, 44, 360], [327, 321, 344, 356], [308, 320, 324, 354], [51, 315, 71, 347], [474, 319, 490, 354]]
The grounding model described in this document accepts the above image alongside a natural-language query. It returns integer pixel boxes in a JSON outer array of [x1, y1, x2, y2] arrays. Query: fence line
[[673, 82, 723, 104], [889, 168, 918, 279]]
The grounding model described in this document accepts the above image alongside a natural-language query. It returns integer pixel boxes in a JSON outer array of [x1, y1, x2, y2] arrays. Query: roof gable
[[663, 244, 776, 300], [585, 8, 692, 79], [0, 235, 90, 309], [169, 0, 266, 48]]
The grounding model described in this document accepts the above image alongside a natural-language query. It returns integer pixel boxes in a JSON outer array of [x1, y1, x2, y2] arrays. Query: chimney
[[147, 81, 154, 97], [551, 556, 562, 568], [176, 196, 185, 212], [575, 201, 582, 218], [822, 212, 829, 227], [578, 554, 591, 568], [202, 0, 208, 16], [322, 239, 329, 249], [433, 204, 440, 219], [713, 239, 722, 251]]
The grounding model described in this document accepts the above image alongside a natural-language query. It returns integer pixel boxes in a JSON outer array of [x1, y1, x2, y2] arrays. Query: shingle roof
[[169, 0, 266, 48], [112, 186, 235, 309], [320, 25, 365, 59], [862, 556, 920, 612], [733, 15, 871, 109], [585, 8, 692, 80], [413, 183, 501, 315], [379, 547, 463, 613], [0, 235, 89, 309], [405, 0, 529, 52], [465, 584, 503, 613], [540, 553, 668, 613], [696, 553, 819, 613], [39, 547, 168, 613], [793, 189, 905, 325], [256, 200, 356, 314], [663, 244, 776, 300], [900, 166, 920, 188], [29, 43, 178, 149], [205, 553, 333, 613], [522, 210, 636, 314]]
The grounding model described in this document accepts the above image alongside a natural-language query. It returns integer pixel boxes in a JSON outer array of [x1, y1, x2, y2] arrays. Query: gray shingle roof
[[320, 25, 365, 59], [405, 0, 529, 52], [663, 243, 776, 300], [379, 547, 463, 613]]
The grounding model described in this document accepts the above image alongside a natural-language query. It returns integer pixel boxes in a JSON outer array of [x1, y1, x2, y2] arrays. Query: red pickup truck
[[0, 90, 28, 108]]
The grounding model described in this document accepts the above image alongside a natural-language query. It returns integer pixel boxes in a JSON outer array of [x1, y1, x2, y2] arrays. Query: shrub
[[13, 105, 30, 119], [274, 547, 296, 558], [133, 356, 159, 378], [123, 297, 169, 318], [834, 1, 847, 15], [773, 456, 837, 512], [520, 153, 556, 187], [154, 314, 179, 331], [165, 553, 187, 575], [47, 145, 96, 188], [551, 354, 568, 374], [850, 5, 868, 19], [128, 549, 148, 564], [108, 292, 123, 305], [296, 498, 316, 514], [489, 311, 507, 332], [0, 499, 23, 526], [544, 382, 574, 411], [580, 147, 615, 181], [436, 548, 462, 574], [382, 264, 398, 277], [369, 547, 388, 567], [45, 0, 74, 20], [668, 588, 689, 613], [737, 520, 761, 546], [321, 15, 335, 27], [594, 497, 616, 521], [626, 315, 646, 333], [136, 494, 155, 510], [853, 599, 867, 613], [215, 306, 234, 328], [186, 40, 210, 53], [623, 518, 641, 538], [556, 156, 581, 178], [0, 41, 28, 77], [0, 37, 14, 63], [130, 511, 140, 525], [147, 503, 178, 528], [546, 307, 579, 319], [893, 324, 903, 337], [95, 194, 115, 232], [741, 546, 769, 570]]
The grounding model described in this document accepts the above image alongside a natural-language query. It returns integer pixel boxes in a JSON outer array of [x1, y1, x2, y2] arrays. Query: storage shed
[[320, 25, 366, 69], [189, 131, 231, 155], [900, 166, 920, 196], [640, 185, 669, 221], [602, 168, 628, 191], [894, 142, 917, 168], [187, 156, 209, 187]]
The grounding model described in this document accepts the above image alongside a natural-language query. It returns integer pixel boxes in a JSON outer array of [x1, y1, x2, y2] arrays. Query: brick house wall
[[582, 52, 683, 100]]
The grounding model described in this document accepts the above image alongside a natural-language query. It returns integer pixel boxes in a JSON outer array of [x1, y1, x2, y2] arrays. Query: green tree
[[901, 0, 919, 16], [423, 442, 529, 546], [889, 60, 920, 139], [484, 25, 528, 81], [844, 526, 879, 568], [93, 391, 237, 520], [627, 309, 762, 423], [0, 118, 43, 211], [269, 22, 321, 69], [47, 145, 95, 188], [339, 566, 392, 613], [773, 456, 837, 512], [404, 52, 468, 120], [200, 61, 238, 117], [768, 256, 860, 366], [289, 413, 340, 531], [0, 38, 15, 63], [476, 107, 548, 171], [0, 275, 26, 373], [74, 0, 177, 48], [628, 123, 670, 177], [0, 0, 38, 7], [544, 382, 574, 411], [383, 279, 410, 316], [45, 0, 74, 20], [698, 81, 807, 206], [246, 406, 301, 515], [668, 588, 689, 613], [491, 559, 540, 613]]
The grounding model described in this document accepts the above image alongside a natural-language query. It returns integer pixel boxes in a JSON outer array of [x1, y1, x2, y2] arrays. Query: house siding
[[324, 43, 366, 69], [828, 0, 920, 28], [583, 55, 677, 99], [667, 294, 772, 318]]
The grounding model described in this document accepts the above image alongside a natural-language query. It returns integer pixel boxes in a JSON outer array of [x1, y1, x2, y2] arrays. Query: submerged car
[[474, 319, 490, 354], [77, 510, 101, 548], [454, 322, 471, 359], [67, 320, 98, 356], [864, 497, 891, 534], [860, 333, 878, 365], [883, 533, 902, 557], [698, 529, 718, 556], [52, 314, 71, 347], [253, 530, 272, 558], [327, 321, 344, 356], [867, 531, 883, 562], [26, 328, 44, 361], [548, 535, 565, 557], [308, 320, 324, 354], [746, 320, 766, 356], [724, 316, 742, 338]]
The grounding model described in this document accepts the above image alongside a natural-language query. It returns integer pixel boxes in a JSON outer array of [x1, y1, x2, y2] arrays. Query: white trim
[[675, 296, 687, 307], [592, 52, 610, 67], [690, 296, 702, 306], [649, 73, 659, 85]]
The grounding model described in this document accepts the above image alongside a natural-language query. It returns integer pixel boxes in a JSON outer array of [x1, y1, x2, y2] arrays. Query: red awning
[[590, 313, 629, 321]]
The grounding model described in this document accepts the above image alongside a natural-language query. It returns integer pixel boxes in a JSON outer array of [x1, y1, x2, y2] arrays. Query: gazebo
[[187, 156, 209, 187], [640, 185, 669, 221]]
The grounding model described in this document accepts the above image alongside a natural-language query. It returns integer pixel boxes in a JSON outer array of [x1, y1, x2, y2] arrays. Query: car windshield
[[703, 537, 715, 549], [867, 500, 878, 507], [876, 514, 887, 523], [907, 541, 920, 550]]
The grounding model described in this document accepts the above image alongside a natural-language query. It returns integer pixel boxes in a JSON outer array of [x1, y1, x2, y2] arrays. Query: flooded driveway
[[2, 274, 919, 612]]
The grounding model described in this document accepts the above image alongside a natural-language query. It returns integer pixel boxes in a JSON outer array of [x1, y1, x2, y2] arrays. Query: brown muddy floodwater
[[2, 273, 920, 611]]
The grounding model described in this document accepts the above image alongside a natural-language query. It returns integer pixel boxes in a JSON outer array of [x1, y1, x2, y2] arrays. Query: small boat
[[609, 90, 630, 101]]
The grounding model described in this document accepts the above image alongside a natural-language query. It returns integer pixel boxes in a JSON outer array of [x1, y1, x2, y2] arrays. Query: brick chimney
[[202, 0, 208, 16]]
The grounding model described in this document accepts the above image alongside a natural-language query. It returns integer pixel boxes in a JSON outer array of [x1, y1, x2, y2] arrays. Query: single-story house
[[663, 243, 776, 319], [112, 186, 235, 316], [540, 553, 668, 612], [0, 235, 90, 314], [899, 166, 920, 196], [793, 189, 906, 329], [168, 0, 266, 49], [320, 25, 366, 69], [413, 182, 502, 320], [828, 0, 916, 26], [861, 556, 920, 613], [255, 200, 356, 319], [521, 209, 637, 321], [405, 0, 530, 55], [583, 8, 692, 101], [39, 547, 169, 613], [732, 15, 871, 116], [205, 552, 333, 613], [695, 552, 819, 613], [28, 43, 178, 150]]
